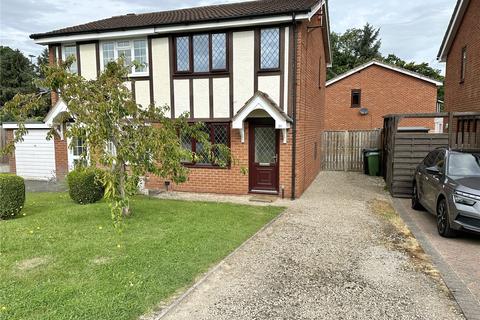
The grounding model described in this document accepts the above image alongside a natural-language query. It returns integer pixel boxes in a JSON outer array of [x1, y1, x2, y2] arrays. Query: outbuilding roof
[[325, 60, 443, 87], [30, 0, 319, 39]]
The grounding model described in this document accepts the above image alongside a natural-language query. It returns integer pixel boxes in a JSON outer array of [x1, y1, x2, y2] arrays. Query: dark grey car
[[412, 148, 480, 237]]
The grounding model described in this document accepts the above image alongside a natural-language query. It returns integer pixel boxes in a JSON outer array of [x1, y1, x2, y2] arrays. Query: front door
[[249, 121, 279, 193]]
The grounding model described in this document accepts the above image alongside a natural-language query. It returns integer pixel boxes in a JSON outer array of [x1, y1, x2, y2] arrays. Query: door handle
[[273, 154, 278, 164]]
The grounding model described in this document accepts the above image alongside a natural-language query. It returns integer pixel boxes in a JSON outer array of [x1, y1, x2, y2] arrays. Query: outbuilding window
[[351, 89, 361, 108]]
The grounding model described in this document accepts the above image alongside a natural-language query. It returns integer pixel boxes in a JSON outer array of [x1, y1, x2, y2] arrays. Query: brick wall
[[292, 18, 325, 197], [48, 45, 59, 106], [325, 64, 438, 130], [444, 0, 480, 113], [54, 133, 68, 180]]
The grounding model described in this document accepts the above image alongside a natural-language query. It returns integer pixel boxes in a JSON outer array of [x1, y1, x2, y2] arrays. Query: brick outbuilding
[[324, 60, 442, 131]]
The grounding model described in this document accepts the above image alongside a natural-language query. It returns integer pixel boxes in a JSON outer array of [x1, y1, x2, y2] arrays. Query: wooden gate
[[322, 130, 381, 171]]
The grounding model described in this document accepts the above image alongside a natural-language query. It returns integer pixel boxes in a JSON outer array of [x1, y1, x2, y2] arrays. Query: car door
[[417, 150, 438, 211], [424, 150, 446, 210]]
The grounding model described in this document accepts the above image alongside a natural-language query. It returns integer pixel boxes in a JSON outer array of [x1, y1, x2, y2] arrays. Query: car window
[[435, 151, 446, 172], [423, 150, 438, 167], [448, 153, 480, 176]]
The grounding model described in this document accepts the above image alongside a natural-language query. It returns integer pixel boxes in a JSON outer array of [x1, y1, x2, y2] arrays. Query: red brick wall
[[325, 65, 438, 130], [444, 0, 480, 113], [293, 18, 325, 197], [54, 134, 68, 180], [48, 45, 59, 106]]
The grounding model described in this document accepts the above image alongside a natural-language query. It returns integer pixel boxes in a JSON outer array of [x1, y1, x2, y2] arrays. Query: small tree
[[1, 58, 231, 225]]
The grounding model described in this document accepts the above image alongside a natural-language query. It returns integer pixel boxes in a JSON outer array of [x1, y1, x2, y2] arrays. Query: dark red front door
[[249, 121, 279, 193]]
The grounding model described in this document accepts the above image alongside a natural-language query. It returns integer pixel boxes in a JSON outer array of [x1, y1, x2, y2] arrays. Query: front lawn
[[0, 193, 282, 320]]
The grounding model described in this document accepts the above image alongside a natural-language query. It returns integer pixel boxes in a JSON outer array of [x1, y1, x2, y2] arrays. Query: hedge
[[67, 168, 104, 204], [0, 174, 26, 218]]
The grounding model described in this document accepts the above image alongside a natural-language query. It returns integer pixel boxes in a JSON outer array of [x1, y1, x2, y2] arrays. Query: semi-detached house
[[5, 0, 331, 199]]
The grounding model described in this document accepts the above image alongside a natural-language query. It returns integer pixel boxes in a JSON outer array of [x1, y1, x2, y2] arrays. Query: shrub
[[0, 174, 25, 218], [67, 168, 104, 204]]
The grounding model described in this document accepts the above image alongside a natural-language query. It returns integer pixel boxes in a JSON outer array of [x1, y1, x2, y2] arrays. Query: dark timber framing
[[147, 36, 154, 105], [75, 44, 82, 76]]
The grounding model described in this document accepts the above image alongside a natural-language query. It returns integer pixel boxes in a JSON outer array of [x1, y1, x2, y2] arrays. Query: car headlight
[[453, 191, 480, 206]]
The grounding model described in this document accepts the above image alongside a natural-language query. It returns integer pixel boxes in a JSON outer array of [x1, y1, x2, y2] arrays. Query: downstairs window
[[181, 122, 230, 167]]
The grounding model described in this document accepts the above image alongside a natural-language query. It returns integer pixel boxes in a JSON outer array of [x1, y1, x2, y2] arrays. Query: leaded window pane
[[134, 40, 147, 72], [211, 33, 226, 70], [193, 34, 209, 72], [260, 28, 280, 69], [102, 42, 115, 67], [213, 124, 228, 163], [63, 45, 77, 74], [176, 37, 190, 72], [254, 127, 275, 163]]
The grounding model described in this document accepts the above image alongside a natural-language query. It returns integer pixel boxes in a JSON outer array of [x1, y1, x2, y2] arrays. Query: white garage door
[[15, 130, 56, 180]]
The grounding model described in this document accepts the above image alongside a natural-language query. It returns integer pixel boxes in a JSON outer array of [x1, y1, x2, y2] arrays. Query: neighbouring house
[[324, 60, 442, 131], [438, 0, 479, 113], [5, 0, 332, 199]]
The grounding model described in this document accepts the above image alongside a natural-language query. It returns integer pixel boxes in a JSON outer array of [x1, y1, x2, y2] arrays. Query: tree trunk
[[118, 161, 131, 217]]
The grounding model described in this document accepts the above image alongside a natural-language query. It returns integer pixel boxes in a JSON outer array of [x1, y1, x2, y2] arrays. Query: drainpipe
[[291, 13, 297, 200]]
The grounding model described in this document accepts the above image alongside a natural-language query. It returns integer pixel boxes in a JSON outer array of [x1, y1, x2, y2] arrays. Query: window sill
[[182, 163, 230, 169], [129, 72, 149, 78]]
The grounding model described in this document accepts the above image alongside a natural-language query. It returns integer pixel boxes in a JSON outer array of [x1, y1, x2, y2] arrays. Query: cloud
[[0, 0, 456, 72], [328, 0, 456, 73]]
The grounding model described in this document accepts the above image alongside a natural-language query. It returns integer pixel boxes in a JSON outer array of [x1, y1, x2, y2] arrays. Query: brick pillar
[[54, 133, 68, 180]]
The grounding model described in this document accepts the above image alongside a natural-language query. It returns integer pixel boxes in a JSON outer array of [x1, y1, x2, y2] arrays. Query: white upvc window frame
[[62, 44, 78, 74], [99, 38, 149, 77]]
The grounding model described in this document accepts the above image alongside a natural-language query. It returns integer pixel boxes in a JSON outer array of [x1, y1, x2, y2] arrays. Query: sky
[[0, 0, 456, 73]]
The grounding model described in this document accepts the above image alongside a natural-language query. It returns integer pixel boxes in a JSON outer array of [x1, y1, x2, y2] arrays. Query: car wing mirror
[[426, 166, 440, 175]]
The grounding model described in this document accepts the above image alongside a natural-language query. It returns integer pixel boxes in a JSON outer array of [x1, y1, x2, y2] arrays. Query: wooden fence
[[386, 133, 449, 198], [321, 130, 381, 171]]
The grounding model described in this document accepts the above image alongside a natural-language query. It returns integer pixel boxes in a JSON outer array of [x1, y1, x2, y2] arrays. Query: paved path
[[394, 198, 480, 320], [24, 180, 67, 193], [149, 172, 464, 320]]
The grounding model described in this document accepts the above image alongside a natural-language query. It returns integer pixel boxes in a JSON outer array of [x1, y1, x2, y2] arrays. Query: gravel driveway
[[151, 172, 464, 320]]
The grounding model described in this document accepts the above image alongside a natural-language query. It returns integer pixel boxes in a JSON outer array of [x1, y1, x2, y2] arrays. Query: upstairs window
[[63, 45, 78, 74], [101, 39, 148, 75], [175, 33, 228, 74], [260, 28, 280, 70], [460, 46, 467, 83], [351, 89, 361, 108]]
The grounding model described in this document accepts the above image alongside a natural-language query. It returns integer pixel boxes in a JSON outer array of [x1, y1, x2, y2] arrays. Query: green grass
[[0, 193, 283, 320]]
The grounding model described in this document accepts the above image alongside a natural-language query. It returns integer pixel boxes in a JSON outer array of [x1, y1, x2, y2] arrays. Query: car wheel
[[411, 183, 423, 210], [437, 198, 457, 238]]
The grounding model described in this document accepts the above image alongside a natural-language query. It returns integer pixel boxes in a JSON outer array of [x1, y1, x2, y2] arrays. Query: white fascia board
[[438, 0, 468, 62], [34, 13, 314, 45], [2, 123, 49, 129], [34, 28, 156, 45], [326, 61, 443, 87]]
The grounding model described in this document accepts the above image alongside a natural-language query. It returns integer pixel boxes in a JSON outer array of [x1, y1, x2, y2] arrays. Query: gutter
[[291, 12, 298, 200]]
